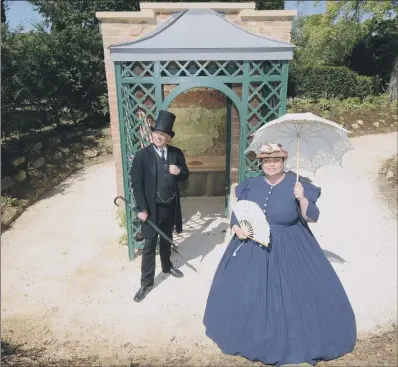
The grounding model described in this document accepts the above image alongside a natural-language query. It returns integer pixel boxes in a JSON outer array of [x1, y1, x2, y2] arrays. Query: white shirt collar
[[153, 144, 167, 157]]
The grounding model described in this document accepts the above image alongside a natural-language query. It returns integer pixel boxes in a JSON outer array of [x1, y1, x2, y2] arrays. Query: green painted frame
[[114, 59, 289, 260]]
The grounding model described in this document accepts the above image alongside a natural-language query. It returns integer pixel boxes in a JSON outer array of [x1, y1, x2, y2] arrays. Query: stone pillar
[[96, 12, 158, 197]]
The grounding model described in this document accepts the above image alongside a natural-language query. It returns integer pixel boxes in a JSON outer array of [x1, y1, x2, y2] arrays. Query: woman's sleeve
[[230, 179, 251, 227], [302, 180, 321, 222]]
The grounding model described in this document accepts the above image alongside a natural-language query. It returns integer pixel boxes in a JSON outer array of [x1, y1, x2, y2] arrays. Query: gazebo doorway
[[110, 9, 293, 259], [162, 85, 238, 216]]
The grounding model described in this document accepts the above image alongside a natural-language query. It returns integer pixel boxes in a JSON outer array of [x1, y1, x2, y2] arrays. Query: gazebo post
[[239, 60, 250, 183], [154, 61, 163, 111], [225, 93, 232, 216], [279, 63, 290, 116], [115, 62, 135, 260]]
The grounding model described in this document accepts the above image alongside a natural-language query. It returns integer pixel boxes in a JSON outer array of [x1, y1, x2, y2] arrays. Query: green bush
[[287, 94, 397, 130], [117, 210, 128, 245], [288, 94, 392, 113], [288, 65, 374, 100], [356, 75, 374, 100]]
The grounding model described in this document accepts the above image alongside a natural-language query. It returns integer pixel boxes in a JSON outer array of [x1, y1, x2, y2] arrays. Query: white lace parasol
[[245, 112, 354, 177]]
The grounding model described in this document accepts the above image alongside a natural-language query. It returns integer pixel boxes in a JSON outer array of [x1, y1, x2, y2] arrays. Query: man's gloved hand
[[138, 211, 148, 222], [169, 165, 181, 175]]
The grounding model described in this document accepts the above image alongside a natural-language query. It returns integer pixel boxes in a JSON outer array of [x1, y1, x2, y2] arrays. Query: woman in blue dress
[[203, 143, 356, 366]]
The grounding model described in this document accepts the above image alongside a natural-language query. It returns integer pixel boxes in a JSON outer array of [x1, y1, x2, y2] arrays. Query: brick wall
[[100, 22, 157, 197], [226, 16, 292, 43], [97, 5, 294, 196]]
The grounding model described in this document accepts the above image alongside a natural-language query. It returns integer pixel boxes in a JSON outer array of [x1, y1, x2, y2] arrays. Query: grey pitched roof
[[109, 9, 294, 62]]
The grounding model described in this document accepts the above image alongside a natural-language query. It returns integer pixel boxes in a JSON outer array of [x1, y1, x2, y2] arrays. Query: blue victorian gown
[[203, 171, 356, 366]]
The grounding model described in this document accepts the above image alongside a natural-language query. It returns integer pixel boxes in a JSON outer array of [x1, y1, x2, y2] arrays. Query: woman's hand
[[232, 225, 250, 240], [294, 182, 305, 201]]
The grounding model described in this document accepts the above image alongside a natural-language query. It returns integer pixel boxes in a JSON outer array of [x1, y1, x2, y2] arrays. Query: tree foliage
[[292, 0, 398, 95], [344, 18, 398, 90], [293, 1, 397, 66], [292, 14, 364, 67], [29, 0, 139, 31], [1, 24, 47, 136], [1, 0, 6, 23], [1, 1, 140, 138]]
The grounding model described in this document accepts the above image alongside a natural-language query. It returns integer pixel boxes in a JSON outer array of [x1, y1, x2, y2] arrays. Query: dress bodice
[[233, 171, 321, 228]]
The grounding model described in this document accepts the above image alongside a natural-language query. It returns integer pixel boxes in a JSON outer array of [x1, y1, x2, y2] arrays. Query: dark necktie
[[161, 150, 168, 174]]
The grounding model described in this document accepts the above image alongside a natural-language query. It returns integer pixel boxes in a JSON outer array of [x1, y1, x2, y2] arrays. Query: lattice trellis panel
[[243, 61, 286, 179], [121, 61, 155, 78], [121, 83, 157, 168], [160, 60, 246, 78], [118, 64, 158, 253]]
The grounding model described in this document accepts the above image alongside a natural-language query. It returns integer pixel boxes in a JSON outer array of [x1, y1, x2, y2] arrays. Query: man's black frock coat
[[130, 144, 189, 238]]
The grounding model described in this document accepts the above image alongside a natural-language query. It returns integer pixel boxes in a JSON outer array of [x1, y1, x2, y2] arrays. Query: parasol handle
[[296, 131, 300, 183]]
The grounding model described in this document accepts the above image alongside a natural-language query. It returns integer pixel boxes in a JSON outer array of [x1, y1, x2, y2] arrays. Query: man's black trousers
[[141, 202, 175, 287]]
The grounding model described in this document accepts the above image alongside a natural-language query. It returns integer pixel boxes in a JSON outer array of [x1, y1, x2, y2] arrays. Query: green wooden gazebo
[[109, 8, 294, 260]]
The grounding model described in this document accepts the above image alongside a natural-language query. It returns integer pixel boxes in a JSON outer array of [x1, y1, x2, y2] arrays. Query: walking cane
[[114, 196, 199, 274]]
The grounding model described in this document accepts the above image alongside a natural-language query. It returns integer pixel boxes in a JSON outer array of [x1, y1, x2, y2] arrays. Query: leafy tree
[[344, 18, 398, 91], [24, 0, 139, 127], [296, 0, 397, 23], [1, 23, 23, 111], [255, 0, 284, 10], [29, 0, 139, 31], [1, 24, 61, 137], [1, 0, 6, 23], [293, 0, 397, 65], [0, 0, 10, 23], [292, 0, 398, 96], [292, 13, 365, 67]]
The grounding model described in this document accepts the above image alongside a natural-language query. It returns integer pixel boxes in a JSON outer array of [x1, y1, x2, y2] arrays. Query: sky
[[6, 0, 326, 32]]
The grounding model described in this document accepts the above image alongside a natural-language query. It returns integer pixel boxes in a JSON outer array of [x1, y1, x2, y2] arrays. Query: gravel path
[[1, 132, 397, 363]]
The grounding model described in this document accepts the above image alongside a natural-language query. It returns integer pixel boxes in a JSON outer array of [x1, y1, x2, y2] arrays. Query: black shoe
[[134, 285, 153, 303], [167, 267, 184, 278]]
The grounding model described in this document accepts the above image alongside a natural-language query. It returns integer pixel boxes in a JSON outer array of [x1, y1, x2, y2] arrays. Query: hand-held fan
[[231, 200, 270, 247]]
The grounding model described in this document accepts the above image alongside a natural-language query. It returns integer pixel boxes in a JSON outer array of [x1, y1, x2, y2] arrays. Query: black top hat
[[150, 110, 176, 138]]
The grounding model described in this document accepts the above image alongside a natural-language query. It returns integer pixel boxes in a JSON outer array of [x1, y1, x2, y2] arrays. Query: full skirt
[[203, 223, 357, 366]]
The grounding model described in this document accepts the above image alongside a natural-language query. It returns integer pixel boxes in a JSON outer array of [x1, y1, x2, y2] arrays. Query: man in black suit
[[130, 110, 189, 302]]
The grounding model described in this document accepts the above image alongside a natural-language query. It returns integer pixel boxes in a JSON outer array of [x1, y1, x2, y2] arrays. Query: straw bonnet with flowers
[[256, 142, 288, 159]]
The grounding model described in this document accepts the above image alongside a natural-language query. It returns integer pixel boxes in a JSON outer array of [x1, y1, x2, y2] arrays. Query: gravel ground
[[1, 132, 397, 366]]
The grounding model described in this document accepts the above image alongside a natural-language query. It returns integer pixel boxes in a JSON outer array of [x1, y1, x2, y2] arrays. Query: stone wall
[[96, 3, 296, 197]]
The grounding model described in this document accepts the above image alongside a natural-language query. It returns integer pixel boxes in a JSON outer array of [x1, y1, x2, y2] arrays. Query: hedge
[[288, 65, 374, 100]]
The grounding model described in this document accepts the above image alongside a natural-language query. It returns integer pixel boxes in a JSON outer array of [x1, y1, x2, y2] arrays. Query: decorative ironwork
[[115, 59, 289, 259]]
